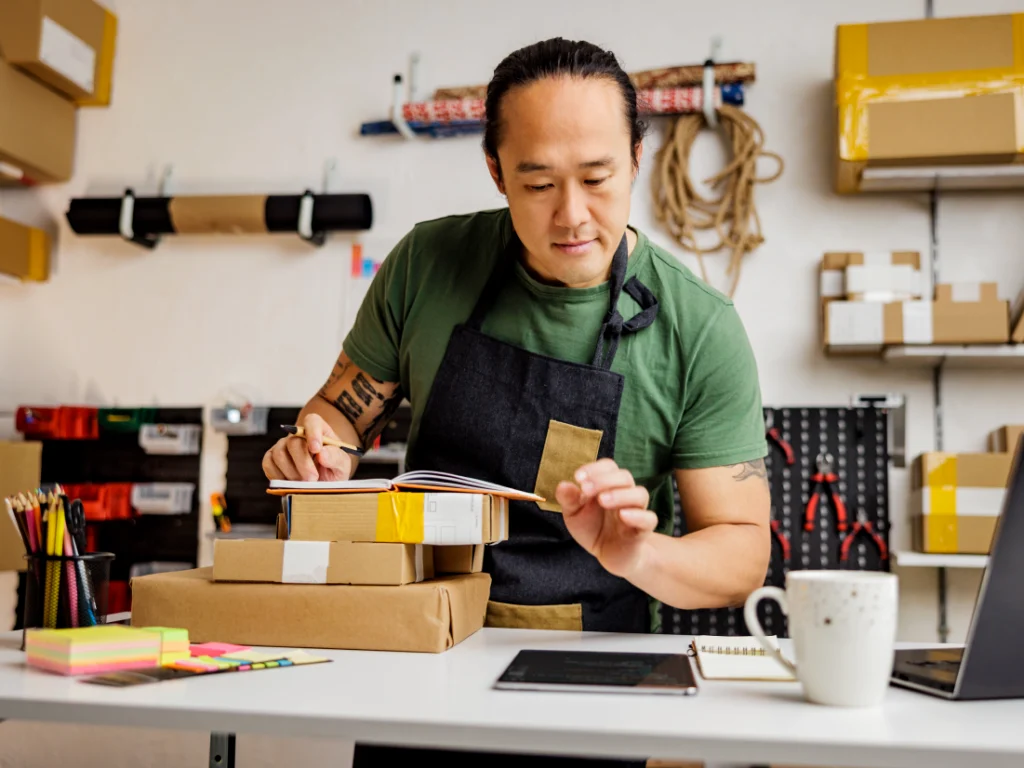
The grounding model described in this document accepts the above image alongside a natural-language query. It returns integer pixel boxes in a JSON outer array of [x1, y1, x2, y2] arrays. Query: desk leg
[[209, 732, 236, 768]]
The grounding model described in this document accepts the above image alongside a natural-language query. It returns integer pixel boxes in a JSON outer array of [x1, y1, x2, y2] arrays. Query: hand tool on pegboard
[[804, 453, 847, 533], [770, 518, 791, 565], [766, 411, 794, 466], [840, 508, 888, 566]]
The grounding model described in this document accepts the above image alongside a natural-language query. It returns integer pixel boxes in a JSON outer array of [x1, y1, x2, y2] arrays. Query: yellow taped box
[[286, 492, 508, 545], [0, 215, 50, 281], [131, 567, 491, 653], [0, 0, 112, 102], [834, 13, 1024, 193], [912, 451, 1014, 489], [213, 539, 435, 585], [989, 425, 1024, 454]]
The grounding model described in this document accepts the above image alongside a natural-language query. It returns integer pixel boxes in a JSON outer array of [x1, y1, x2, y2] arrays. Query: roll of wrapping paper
[[65, 193, 372, 237], [431, 61, 757, 100], [400, 84, 744, 125]]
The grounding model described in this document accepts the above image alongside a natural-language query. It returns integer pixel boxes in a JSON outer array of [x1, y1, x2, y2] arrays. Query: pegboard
[[660, 404, 891, 638]]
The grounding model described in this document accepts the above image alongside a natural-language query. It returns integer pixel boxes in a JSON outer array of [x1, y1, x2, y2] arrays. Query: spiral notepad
[[689, 635, 795, 681]]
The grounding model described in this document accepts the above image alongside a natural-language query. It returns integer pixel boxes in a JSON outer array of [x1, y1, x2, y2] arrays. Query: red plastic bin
[[15, 406, 98, 439], [107, 580, 131, 615], [65, 483, 134, 521]]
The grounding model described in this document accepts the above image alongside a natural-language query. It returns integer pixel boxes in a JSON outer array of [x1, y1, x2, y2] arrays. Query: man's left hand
[[555, 459, 660, 579]]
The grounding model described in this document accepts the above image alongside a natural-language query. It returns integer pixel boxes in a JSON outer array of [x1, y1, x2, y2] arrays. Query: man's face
[[488, 76, 639, 289]]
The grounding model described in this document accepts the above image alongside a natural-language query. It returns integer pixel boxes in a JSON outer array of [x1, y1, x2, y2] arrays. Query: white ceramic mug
[[743, 570, 898, 707]]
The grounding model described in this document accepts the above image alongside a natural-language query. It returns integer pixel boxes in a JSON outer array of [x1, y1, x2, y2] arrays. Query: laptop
[[890, 434, 1024, 700]]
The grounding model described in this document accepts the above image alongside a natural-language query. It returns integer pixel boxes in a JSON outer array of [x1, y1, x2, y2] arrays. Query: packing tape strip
[[902, 301, 933, 344], [376, 493, 425, 543], [281, 540, 330, 583], [925, 455, 958, 486], [414, 544, 424, 582], [835, 15, 1024, 162]]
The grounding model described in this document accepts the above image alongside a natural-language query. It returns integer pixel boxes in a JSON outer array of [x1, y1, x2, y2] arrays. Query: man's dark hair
[[483, 38, 647, 178]]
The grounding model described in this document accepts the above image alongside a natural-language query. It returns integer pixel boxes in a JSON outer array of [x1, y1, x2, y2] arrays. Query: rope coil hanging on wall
[[651, 56, 783, 298]]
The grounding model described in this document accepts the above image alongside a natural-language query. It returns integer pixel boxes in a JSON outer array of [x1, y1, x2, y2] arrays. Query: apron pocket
[[485, 600, 583, 631], [533, 419, 603, 512]]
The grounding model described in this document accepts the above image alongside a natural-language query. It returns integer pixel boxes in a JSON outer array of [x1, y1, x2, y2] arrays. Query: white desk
[[0, 628, 1022, 768]]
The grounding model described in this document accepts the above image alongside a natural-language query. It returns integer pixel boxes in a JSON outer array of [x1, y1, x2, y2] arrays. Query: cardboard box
[[935, 282, 999, 303], [0, 215, 50, 281], [74, 3, 117, 107], [0, 58, 76, 183], [820, 251, 922, 302], [286, 492, 508, 545], [823, 300, 902, 353], [212, 539, 435, 585], [130, 567, 491, 653], [912, 451, 1013, 489], [927, 297, 1009, 344], [913, 512, 998, 554], [0, 441, 43, 572], [988, 425, 1024, 454], [0, 0, 108, 101], [834, 14, 1024, 193]]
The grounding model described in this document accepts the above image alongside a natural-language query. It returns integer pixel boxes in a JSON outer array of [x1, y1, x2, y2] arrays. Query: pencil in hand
[[280, 424, 365, 457]]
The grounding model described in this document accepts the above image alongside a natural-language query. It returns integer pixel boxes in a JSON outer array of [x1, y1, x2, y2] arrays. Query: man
[[264, 37, 770, 767]]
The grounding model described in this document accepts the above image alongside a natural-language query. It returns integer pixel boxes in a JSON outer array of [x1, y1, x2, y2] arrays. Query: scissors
[[65, 497, 87, 554]]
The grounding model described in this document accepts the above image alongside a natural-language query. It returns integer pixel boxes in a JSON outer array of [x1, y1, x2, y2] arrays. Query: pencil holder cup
[[22, 552, 115, 648]]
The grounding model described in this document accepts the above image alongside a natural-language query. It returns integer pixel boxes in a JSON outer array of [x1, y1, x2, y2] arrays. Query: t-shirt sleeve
[[341, 231, 413, 383], [672, 304, 767, 469]]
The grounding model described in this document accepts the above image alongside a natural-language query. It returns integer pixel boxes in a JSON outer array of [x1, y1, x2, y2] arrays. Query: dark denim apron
[[353, 228, 660, 768]]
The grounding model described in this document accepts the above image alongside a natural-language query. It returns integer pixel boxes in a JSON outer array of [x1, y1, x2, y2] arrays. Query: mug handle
[[743, 586, 797, 677]]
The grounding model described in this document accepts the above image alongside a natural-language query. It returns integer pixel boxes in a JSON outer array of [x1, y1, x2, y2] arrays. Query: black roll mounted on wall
[[65, 191, 373, 249]]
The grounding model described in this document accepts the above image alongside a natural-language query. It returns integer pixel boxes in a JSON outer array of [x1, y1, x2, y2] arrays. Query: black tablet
[[493, 649, 699, 695]]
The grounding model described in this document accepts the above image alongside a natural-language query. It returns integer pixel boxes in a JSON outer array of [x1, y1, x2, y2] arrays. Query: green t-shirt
[[344, 208, 767, 534]]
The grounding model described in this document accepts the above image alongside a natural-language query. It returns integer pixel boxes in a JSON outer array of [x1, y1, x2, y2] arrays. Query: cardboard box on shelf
[[819, 251, 922, 303], [0, 0, 108, 101], [822, 300, 902, 354], [834, 13, 1024, 193], [912, 512, 998, 555], [0, 215, 50, 281], [913, 451, 1014, 489], [0, 441, 43, 572], [130, 567, 491, 653], [988, 426, 1024, 454], [929, 293, 1009, 345], [0, 58, 76, 183], [1011, 288, 1024, 344], [212, 539, 435, 585], [286, 492, 508, 545], [935, 282, 999, 303]]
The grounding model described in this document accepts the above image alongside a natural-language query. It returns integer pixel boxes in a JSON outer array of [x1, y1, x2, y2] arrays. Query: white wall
[[2, 0, 1024, 764]]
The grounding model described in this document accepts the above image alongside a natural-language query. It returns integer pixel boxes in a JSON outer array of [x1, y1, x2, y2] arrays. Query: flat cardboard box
[[0, 441, 43, 572], [913, 513, 998, 555], [212, 539, 435, 585], [0, 0, 107, 100], [834, 14, 1024, 193], [0, 215, 50, 281], [130, 567, 491, 653], [912, 451, 1013, 489], [989, 426, 1024, 454], [0, 58, 76, 183], [287, 492, 508, 545]]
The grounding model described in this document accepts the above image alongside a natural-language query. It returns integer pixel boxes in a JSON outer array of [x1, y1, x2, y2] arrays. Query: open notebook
[[689, 635, 796, 681], [268, 470, 544, 502]]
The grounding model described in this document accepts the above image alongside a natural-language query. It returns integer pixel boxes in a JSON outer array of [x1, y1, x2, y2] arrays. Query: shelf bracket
[[851, 393, 906, 468]]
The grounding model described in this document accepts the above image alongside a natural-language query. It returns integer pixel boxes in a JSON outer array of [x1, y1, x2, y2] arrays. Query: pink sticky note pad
[[190, 642, 251, 657]]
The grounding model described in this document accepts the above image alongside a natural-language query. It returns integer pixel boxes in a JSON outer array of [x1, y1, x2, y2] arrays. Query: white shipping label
[[902, 301, 933, 344], [282, 541, 330, 583], [422, 493, 484, 545], [951, 282, 982, 303], [819, 270, 844, 298], [861, 251, 895, 267], [827, 302, 884, 346], [40, 17, 96, 93]]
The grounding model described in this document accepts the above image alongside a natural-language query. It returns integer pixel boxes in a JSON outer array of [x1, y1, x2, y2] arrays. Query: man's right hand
[[262, 413, 354, 482]]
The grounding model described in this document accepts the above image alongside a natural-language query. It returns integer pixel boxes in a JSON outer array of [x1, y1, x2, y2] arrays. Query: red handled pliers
[[804, 453, 847, 533], [840, 510, 888, 562], [765, 411, 794, 466], [770, 518, 791, 563]]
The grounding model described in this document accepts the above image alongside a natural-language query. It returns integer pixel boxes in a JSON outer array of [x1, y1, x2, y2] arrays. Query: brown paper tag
[[533, 420, 603, 513]]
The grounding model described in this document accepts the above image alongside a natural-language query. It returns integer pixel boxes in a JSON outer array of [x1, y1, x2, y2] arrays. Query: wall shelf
[[892, 551, 988, 569], [859, 164, 1024, 193], [881, 345, 1024, 369]]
